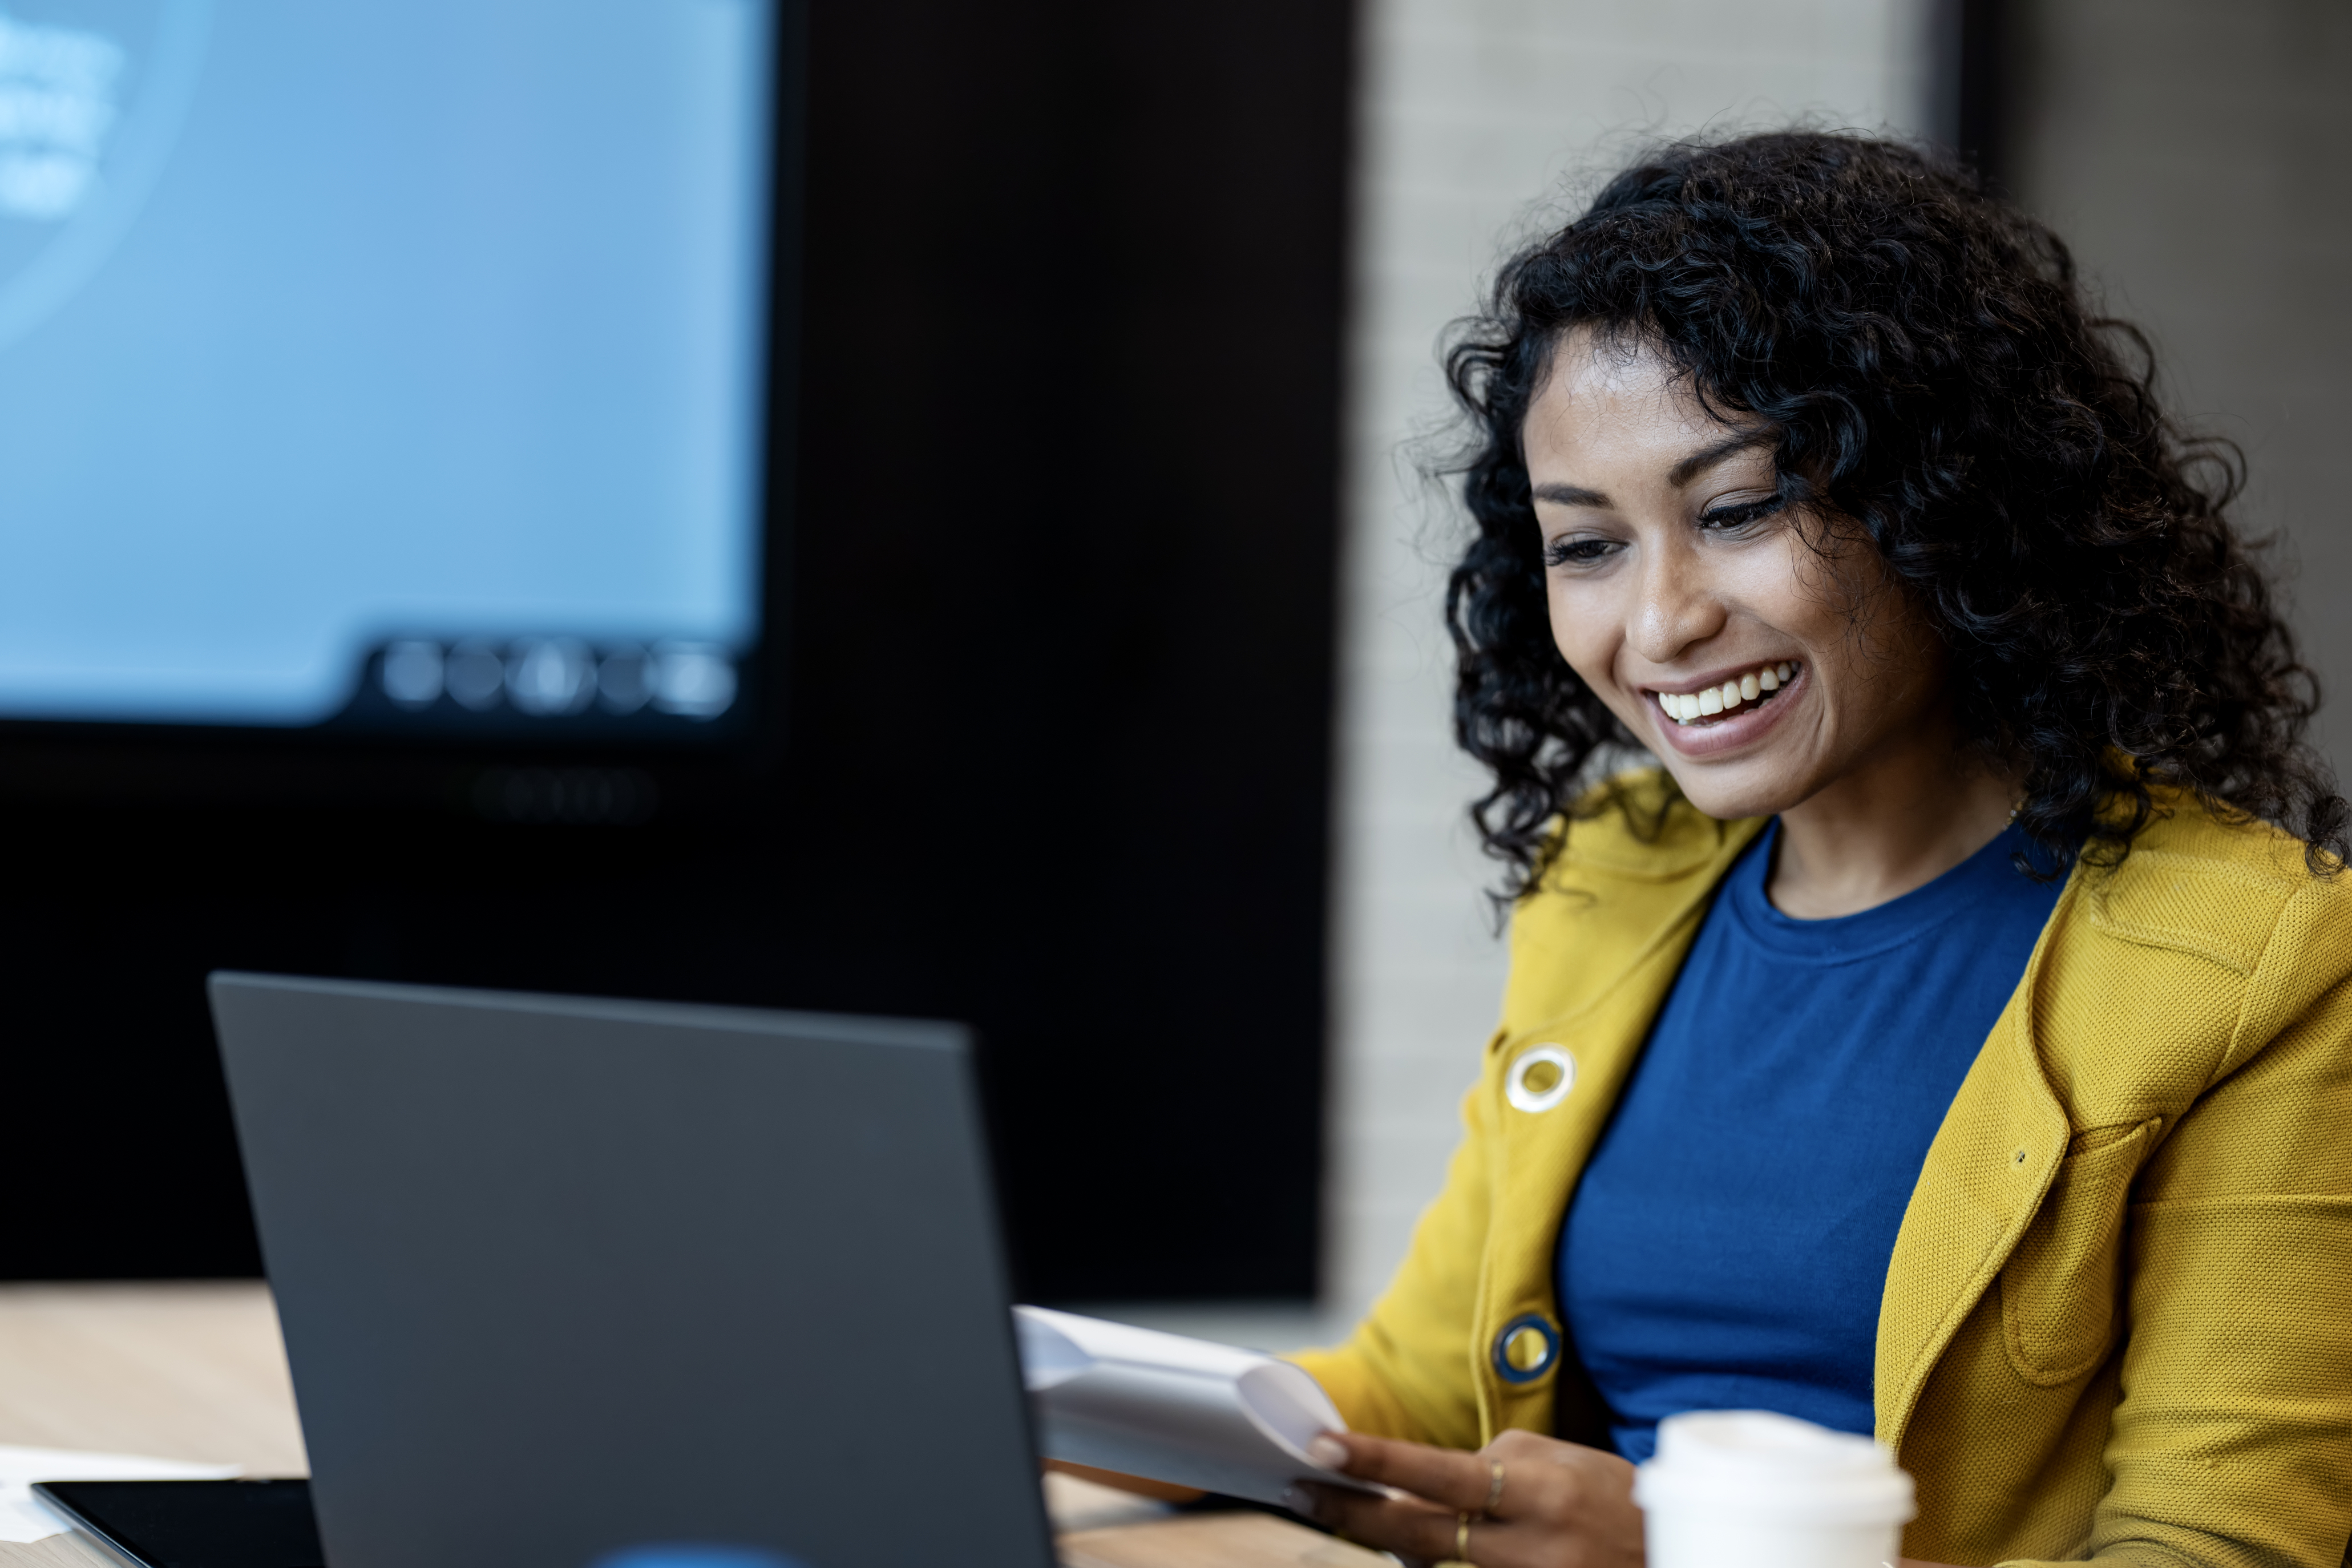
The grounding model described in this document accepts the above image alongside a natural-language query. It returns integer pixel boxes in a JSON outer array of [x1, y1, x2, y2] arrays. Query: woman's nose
[[1630, 546, 1726, 664]]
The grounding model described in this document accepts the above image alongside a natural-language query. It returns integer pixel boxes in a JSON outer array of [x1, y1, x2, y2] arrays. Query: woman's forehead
[[1528, 334, 1761, 471]]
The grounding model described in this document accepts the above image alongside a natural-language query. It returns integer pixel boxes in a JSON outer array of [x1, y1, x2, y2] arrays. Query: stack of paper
[[1015, 1306, 1380, 1507]]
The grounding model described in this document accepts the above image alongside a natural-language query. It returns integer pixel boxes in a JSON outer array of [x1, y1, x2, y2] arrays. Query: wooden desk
[[0, 1284, 1379, 1568]]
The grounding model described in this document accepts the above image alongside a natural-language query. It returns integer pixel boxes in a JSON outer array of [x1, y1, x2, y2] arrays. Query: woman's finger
[[1308, 1430, 1499, 1514], [1300, 1481, 1469, 1564], [1302, 1486, 1583, 1568], [1474, 1429, 1610, 1521]]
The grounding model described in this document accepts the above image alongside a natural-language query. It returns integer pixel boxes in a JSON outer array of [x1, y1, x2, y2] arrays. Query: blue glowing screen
[[0, 0, 773, 729]]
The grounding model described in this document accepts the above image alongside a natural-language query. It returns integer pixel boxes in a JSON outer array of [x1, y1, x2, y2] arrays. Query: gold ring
[[1456, 1511, 1474, 1565], [1484, 1460, 1505, 1516]]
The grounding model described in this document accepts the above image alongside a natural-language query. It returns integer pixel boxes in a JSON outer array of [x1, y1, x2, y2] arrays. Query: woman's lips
[[1646, 661, 1805, 756], [1654, 660, 1796, 723]]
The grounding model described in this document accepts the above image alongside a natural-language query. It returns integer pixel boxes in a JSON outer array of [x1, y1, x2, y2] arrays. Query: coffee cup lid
[[1632, 1410, 1917, 1525]]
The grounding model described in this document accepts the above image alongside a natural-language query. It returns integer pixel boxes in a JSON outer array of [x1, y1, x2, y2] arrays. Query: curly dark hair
[[1442, 130, 2346, 897]]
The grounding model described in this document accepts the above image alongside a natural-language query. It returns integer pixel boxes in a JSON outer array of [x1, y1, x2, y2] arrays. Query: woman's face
[[1523, 329, 1947, 822]]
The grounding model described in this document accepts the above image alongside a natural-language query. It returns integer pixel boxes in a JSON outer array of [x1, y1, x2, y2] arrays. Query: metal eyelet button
[[1505, 1045, 1575, 1113], [1491, 1314, 1559, 1384]]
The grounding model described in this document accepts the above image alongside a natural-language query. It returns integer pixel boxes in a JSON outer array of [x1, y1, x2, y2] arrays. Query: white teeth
[[1657, 662, 1799, 728]]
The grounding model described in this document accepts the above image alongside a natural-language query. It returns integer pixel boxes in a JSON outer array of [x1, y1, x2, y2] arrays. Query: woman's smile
[[1521, 329, 1951, 826], [1643, 658, 1804, 754]]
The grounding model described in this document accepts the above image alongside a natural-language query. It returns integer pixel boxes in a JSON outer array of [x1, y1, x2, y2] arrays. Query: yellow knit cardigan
[[1292, 778, 2352, 1567]]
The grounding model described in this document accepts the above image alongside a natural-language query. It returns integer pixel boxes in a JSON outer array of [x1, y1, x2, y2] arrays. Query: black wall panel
[[0, 0, 1352, 1302]]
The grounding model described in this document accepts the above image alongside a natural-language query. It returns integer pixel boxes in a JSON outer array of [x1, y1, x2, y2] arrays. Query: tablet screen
[[33, 1478, 321, 1568]]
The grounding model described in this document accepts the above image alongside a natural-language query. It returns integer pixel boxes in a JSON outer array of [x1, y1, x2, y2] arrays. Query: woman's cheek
[[1547, 588, 1612, 689]]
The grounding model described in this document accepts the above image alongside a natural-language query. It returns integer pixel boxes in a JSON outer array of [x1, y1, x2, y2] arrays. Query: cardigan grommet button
[[1492, 1314, 1559, 1383], [1505, 1045, 1575, 1113]]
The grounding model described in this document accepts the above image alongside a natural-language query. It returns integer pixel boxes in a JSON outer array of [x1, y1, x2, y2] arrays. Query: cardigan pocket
[[1998, 1118, 2159, 1385]]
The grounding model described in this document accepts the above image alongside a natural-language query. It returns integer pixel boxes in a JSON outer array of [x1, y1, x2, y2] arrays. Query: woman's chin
[[1640, 684, 1826, 822], [1656, 755, 1811, 825]]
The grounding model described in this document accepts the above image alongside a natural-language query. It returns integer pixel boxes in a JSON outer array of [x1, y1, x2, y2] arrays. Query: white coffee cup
[[1633, 1410, 1916, 1568]]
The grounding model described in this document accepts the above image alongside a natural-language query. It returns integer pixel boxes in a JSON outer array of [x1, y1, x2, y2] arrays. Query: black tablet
[[30, 1479, 320, 1568]]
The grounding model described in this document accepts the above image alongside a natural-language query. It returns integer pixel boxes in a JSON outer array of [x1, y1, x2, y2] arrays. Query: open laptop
[[184, 972, 1054, 1568]]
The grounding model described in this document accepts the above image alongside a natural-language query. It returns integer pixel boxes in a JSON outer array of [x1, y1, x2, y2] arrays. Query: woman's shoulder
[[2082, 785, 2352, 975], [2038, 787, 2352, 1116]]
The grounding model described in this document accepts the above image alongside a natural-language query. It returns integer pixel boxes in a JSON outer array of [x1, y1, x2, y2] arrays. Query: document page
[[1015, 1306, 1381, 1507]]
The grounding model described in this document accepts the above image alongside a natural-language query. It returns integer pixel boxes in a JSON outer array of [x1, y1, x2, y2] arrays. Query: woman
[[1288, 133, 2352, 1568]]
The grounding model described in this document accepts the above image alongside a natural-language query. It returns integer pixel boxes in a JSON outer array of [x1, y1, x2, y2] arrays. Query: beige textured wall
[[2009, 0, 2352, 777], [1324, 1, 1934, 1320]]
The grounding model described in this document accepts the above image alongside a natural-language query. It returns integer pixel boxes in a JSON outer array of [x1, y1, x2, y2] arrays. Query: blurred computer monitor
[[0, 1, 782, 741]]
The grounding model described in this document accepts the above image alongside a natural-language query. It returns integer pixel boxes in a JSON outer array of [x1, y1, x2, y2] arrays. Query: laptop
[[185, 972, 1054, 1568]]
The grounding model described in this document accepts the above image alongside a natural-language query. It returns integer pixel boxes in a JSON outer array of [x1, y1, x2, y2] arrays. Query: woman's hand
[[1294, 1428, 1643, 1568]]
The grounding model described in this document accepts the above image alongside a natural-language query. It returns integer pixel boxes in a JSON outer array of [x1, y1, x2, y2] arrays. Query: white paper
[[1015, 1305, 1379, 1507], [0, 1444, 243, 1543]]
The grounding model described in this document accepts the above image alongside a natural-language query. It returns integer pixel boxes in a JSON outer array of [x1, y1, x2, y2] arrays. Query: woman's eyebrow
[[1531, 482, 1610, 507], [1668, 431, 1773, 487], [1530, 433, 1774, 510]]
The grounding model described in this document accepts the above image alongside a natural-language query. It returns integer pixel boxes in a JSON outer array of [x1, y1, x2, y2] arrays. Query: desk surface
[[0, 1283, 1377, 1568]]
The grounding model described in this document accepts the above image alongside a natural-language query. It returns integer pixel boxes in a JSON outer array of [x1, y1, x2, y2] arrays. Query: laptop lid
[[208, 972, 1052, 1568]]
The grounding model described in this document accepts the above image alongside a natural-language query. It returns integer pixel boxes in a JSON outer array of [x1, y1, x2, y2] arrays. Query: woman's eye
[[1698, 494, 1787, 531], [1543, 536, 1619, 568]]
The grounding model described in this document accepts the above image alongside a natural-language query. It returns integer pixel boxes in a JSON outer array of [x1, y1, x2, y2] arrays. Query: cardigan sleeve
[[1288, 1075, 1495, 1452], [2064, 974, 2352, 1568]]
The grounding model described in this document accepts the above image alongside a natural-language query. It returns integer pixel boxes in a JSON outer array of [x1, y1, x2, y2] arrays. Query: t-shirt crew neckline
[[1559, 812, 2068, 1461], [1725, 818, 2055, 965]]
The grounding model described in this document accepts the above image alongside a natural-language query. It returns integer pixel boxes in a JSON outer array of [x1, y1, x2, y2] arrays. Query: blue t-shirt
[[1558, 820, 2064, 1461]]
